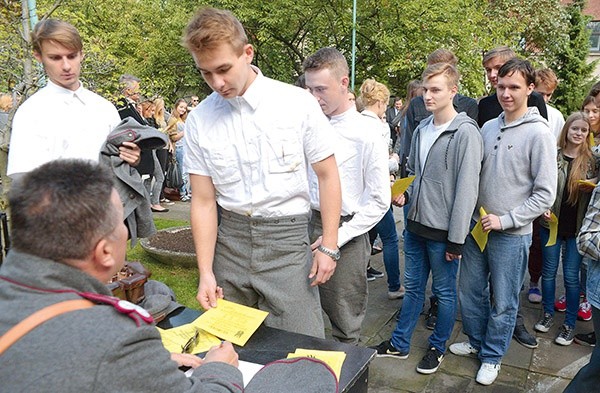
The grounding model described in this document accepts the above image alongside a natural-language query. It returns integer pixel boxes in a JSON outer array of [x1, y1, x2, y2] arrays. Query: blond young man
[[181, 8, 342, 338], [371, 63, 482, 374], [303, 47, 390, 343], [534, 68, 565, 140], [7, 19, 140, 178]]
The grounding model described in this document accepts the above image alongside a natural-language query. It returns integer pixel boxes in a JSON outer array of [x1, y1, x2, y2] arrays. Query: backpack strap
[[0, 299, 94, 356]]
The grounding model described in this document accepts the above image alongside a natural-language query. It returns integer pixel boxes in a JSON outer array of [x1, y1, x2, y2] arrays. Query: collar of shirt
[[225, 65, 263, 111], [328, 106, 358, 125], [45, 79, 86, 105]]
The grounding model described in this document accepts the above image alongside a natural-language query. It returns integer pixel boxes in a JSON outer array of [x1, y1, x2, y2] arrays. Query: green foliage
[[1, 0, 596, 115], [550, 0, 597, 115]]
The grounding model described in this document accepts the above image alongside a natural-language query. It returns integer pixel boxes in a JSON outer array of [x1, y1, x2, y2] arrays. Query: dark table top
[[159, 307, 376, 392]]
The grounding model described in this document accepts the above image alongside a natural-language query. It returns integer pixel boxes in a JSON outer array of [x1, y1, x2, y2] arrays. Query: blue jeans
[[540, 227, 581, 328], [175, 145, 190, 197], [564, 305, 600, 392], [459, 229, 531, 364], [375, 207, 401, 292], [391, 231, 458, 354]]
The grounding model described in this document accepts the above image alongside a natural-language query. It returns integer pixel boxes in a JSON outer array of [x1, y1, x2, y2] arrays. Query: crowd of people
[[3, 5, 600, 392]]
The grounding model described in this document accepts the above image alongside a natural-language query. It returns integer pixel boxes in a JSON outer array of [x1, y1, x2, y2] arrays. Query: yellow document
[[287, 348, 346, 380], [577, 179, 597, 188], [470, 207, 489, 252], [194, 299, 269, 346], [157, 324, 221, 354], [391, 175, 416, 198], [546, 212, 559, 247]]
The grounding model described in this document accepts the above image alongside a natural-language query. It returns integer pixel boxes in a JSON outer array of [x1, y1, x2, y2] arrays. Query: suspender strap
[[0, 299, 94, 356]]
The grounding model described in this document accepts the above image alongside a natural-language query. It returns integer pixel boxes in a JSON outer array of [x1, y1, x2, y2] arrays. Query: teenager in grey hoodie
[[371, 63, 483, 375], [450, 58, 557, 386]]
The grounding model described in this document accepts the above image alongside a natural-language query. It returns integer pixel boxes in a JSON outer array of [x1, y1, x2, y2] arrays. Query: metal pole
[[351, 0, 357, 90], [27, 0, 38, 29]]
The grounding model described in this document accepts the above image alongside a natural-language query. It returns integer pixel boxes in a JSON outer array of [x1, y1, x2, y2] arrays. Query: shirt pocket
[[207, 144, 241, 185], [266, 133, 303, 174]]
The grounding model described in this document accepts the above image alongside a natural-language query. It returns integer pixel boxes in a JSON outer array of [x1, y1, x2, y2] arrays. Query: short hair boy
[[371, 63, 483, 374]]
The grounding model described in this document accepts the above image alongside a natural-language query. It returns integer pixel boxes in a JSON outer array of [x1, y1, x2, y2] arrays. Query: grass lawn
[[127, 218, 199, 309]]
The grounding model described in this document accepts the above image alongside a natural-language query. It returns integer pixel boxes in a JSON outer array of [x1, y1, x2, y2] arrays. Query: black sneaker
[[416, 347, 444, 374], [574, 331, 596, 347], [513, 324, 538, 349], [555, 324, 575, 346], [425, 298, 438, 330], [369, 340, 409, 359], [367, 266, 384, 280]]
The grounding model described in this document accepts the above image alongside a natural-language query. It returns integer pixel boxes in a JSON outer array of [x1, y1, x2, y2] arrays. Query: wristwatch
[[317, 245, 341, 261]]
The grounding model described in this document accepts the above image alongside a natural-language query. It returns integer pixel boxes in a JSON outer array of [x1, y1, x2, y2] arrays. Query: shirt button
[[494, 146, 498, 150]]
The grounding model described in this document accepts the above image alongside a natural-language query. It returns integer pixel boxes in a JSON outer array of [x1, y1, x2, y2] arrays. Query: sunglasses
[[181, 329, 200, 354]]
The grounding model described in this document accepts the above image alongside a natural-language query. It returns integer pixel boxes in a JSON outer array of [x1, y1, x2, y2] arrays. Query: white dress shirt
[[546, 104, 565, 141], [310, 107, 390, 247], [184, 68, 335, 217], [8, 80, 121, 176]]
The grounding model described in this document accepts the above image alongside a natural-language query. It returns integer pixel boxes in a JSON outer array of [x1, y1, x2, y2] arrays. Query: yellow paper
[[391, 175, 416, 198], [470, 207, 489, 252], [157, 324, 221, 354], [577, 179, 597, 188], [546, 212, 559, 247], [194, 299, 269, 346], [287, 348, 346, 380]]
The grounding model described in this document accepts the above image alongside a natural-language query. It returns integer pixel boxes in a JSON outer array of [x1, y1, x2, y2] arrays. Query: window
[[589, 21, 600, 52]]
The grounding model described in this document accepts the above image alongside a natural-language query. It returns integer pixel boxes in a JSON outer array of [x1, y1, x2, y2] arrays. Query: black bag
[[165, 155, 183, 189]]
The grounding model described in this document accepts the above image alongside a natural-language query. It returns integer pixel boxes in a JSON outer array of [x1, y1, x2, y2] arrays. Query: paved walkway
[[156, 201, 593, 392]]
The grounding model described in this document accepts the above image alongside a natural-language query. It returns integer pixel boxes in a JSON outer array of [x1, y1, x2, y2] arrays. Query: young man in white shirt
[[8, 19, 139, 178], [371, 63, 483, 374], [303, 47, 390, 343], [181, 8, 342, 338], [534, 68, 565, 140]]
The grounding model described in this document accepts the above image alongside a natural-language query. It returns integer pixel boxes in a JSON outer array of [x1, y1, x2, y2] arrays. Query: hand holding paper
[[545, 212, 558, 247], [471, 207, 489, 252], [391, 176, 415, 198]]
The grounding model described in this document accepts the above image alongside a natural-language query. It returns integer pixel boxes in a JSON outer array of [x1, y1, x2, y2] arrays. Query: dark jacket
[[99, 118, 168, 244], [405, 112, 483, 254], [477, 91, 548, 127]]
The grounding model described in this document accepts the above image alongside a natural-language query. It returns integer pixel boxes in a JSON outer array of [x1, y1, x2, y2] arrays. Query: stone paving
[[157, 201, 594, 392]]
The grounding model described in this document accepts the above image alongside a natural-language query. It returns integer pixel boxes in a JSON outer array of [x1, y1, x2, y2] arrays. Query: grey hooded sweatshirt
[[473, 107, 557, 235], [406, 112, 483, 254]]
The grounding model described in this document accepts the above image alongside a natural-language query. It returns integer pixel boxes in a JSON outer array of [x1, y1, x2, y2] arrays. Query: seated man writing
[[0, 159, 336, 392]]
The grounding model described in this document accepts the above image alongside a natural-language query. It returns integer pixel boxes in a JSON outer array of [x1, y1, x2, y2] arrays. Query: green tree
[[550, 0, 596, 115]]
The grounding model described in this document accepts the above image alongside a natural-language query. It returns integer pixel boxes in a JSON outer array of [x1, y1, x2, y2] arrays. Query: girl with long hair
[[535, 112, 599, 345]]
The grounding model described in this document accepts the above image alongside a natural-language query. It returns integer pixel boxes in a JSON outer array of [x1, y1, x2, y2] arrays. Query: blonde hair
[[0, 94, 13, 112], [422, 63, 460, 87], [359, 79, 390, 108], [153, 97, 167, 129], [427, 49, 458, 66], [535, 68, 559, 92], [558, 112, 593, 205], [482, 46, 515, 66], [183, 7, 247, 55], [31, 19, 83, 54], [303, 47, 349, 80]]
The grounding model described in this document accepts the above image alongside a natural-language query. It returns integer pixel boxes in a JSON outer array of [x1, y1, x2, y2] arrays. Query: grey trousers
[[310, 210, 370, 344], [213, 209, 325, 338]]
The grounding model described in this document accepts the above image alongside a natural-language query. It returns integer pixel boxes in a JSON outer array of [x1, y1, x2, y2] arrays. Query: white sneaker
[[476, 362, 500, 385], [449, 341, 478, 356]]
